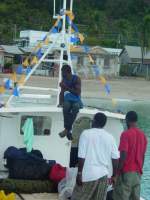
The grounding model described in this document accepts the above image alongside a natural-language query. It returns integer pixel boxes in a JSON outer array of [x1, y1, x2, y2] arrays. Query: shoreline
[[0, 74, 150, 102]]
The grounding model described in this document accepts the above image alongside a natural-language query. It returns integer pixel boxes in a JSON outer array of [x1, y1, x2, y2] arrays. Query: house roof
[[122, 45, 150, 60], [0, 45, 23, 55], [102, 47, 122, 56], [71, 45, 109, 55]]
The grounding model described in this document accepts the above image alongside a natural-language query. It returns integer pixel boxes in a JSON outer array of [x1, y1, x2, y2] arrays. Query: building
[[0, 45, 23, 72], [120, 45, 150, 65], [71, 46, 122, 78]]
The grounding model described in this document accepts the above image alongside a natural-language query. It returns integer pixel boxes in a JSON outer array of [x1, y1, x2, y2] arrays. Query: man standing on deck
[[71, 113, 119, 200], [59, 64, 83, 140], [113, 111, 147, 200]]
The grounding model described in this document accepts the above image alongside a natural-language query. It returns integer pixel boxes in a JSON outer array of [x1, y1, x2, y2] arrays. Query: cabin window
[[20, 116, 52, 136]]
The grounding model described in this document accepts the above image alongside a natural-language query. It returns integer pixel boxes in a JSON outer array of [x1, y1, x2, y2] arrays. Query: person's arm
[[117, 132, 128, 174], [76, 158, 85, 186], [112, 159, 119, 177], [77, 132, 87, 186], [118, 151, 127, 174], [110, 137, 120, 184]]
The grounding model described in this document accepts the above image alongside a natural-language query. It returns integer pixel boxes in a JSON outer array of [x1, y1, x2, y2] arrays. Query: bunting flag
[[72, 23, 79, 33], [43, 34, 49, 42], [36, 49, 43, 59], [99, 76, 106, 85], [78, 33, 85, 44], [31, 56, 38, 65], [88, 54, 94, 64], [70, 37, 79, 43], [66, 15, 72, 26], [44, 37, 49, 45], [11, 72, 17, 82], [26, 66, 32, 75], [13, 87, 19, 97], [66, 10, 75, 20], [0, 86, 5, 94], [57, 20, 62, 30], [16, 65, 23, 75], [18, 74, 26, 86], [104, 83, 111, 94], [51, 27, 58, 33], [22, 58, 29, 67], [93, 65, 100, 77], [4, 79, 11, 90]]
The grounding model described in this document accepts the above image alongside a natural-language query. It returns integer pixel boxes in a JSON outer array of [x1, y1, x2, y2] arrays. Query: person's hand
[[59, 82, 68, 90], [111, 176, 118, 186], [76, 173, 82, 186]]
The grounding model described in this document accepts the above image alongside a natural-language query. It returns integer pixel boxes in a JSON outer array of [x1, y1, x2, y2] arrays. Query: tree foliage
[[0, 0, 150, 47]]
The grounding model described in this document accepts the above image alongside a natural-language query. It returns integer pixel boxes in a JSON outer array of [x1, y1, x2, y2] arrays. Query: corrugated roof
[[0, 45, 23, 55], [71, 45, 108, 55], [103, 47, 122, 56], [125, 45, 150, 59]]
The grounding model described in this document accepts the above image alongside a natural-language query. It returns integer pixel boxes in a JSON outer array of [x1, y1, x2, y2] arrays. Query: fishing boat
[[0, 0, 144, 199]]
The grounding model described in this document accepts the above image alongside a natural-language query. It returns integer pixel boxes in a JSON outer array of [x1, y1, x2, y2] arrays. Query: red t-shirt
[[119, 127, 147, 174]]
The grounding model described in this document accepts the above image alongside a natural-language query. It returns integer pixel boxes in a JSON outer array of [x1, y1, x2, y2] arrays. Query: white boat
[[0, 0, 145, 199]]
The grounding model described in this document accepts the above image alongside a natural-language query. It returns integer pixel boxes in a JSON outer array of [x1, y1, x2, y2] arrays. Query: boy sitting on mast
[[59, 64, 83, 140]]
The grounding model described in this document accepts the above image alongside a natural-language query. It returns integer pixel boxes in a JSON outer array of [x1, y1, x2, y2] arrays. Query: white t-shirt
[[78, 128, 119, 182]]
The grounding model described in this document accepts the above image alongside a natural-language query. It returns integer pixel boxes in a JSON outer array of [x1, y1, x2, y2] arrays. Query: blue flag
[[42, 35, 47, 41], [72, 23, 79, 33], [51, 27, 58, 33], [26, 67, 32, 75], [57, 20, 62, 29], [36, 49, 43, 59], [70, 37, 79, 43], [66, 16, 72, 26], [105, 83, 111, 94], [5, 79, 11, 90], [16, 65, 23, 75], [13, 87, 19, 97], [93, 65, 100, 77]]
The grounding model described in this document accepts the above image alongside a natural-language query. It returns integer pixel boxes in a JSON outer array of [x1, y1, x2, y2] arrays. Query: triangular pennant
[[70, 37, 79, 43], [88, 54, 94, 64], [72, 23, 79, 33], [51, 27, 58, 33], [66, 16, 72, 26], [44, 37, 49, 45], [22, 58, 29, 67], [36, 49, 43, 59], [16, 65, 23, 75], [11, 72, 17, 82], [57, 20, 62, 30], [93, 65, 100, 77], [18, 74, 26, 86], [66, 11, 75, 21], [5, 79, 11, 90], [42, 35, 47, 41], [105, 83, 111, 94], [26, 66, 32, 75], [31, 56, 38, 65], [0, 86, 5, 94], [13, 87, 19, 97], [78, 33, 85, 44], [99, 76, 106, 85]]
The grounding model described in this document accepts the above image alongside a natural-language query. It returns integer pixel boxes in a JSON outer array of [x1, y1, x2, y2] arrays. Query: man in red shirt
[[113, 111, 147, 200]]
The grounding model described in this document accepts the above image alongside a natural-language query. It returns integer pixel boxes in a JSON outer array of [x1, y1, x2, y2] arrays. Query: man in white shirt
[[71, 112, 119, 200]]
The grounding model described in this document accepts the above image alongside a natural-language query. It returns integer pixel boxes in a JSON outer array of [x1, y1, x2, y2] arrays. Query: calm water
[[84, 98, 150, 200]]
